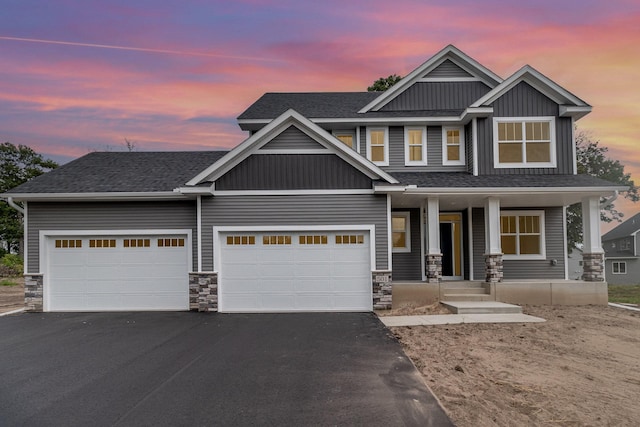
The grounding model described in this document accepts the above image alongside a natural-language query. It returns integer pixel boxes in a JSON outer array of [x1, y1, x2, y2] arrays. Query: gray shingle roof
[[389, 172, 622, 188], [5, 151, 228, 194], [237, 92, 464, 120], [602, 212, 640, 241]]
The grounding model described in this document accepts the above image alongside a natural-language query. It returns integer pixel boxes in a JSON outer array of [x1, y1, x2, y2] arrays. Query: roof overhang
[[2, 191, 191, 202]]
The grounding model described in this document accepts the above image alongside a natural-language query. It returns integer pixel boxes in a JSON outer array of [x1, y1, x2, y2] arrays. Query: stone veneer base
[[372, 270, 392, 310], [189, 272, 218, 312], [24, 274, 44, 312], [582, 253, 605, 282], [425, 254, 442, 283], [485, 253, 504, 283]]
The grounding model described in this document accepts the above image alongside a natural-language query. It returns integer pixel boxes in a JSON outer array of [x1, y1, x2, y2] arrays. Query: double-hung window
[[333, 131, 355, 149], [500, 211, 545, 259], [392, 212, 411, 252], [612, 261, 627, 274], [442, 127, 465, 165], [404, 127, 427, 165], [366, 127, 389, 166], [493, 117, 556, 168]]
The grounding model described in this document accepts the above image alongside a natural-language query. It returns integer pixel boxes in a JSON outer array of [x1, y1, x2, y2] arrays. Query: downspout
[[7, 197, 24, 214], [600, 190, 618, 209]]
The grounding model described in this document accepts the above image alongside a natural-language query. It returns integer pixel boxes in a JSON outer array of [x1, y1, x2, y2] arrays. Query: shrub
[[0, 254, 23, 276]]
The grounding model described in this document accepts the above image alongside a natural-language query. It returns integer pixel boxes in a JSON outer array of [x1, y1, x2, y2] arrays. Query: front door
[[439, 213, 463, 280]]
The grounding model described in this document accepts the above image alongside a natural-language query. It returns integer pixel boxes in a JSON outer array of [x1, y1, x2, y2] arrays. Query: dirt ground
[[0, 277, 24, 313], [391, 304, 640, 426]]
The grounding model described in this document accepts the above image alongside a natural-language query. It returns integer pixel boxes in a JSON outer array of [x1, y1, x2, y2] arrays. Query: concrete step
[[441, 301, 522, 314], [441, 287, 487, 295], [440, 281, 485, 289], [442, 294, 495, 302]]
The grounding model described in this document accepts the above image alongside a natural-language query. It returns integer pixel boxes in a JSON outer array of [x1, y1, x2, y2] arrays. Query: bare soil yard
[[390, 305, 640, 426], [0, 277, 24, 313]]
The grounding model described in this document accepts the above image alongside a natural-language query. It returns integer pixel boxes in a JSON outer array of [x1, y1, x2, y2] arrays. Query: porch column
[[425, 197, 442, 283], [484, 197, 503, 283], [581, 196, 605, 281]]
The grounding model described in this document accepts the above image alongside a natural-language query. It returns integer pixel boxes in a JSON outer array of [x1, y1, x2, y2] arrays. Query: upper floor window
[[493, 117, 556, 168], [442, 127, 465, 165], [333, 131, 355, 149], [500, 210, 545, 259], [366, 127, 389, 166], [404, 127, 427, 166]]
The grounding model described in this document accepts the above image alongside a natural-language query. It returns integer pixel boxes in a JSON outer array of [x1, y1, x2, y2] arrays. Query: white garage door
[[46, 235, 189, 312], [219, 230, 372, 312]]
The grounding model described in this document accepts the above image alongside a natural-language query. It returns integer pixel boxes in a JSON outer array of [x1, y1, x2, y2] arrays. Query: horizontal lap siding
[[27, 201, 197, 273], [472, 207, 565, 280], [478, 82, 573, 175], [215, 154, 372, 190], [380, 82, 491, 111], [201, 194, 388, 271], [392, 209, 422, 280]]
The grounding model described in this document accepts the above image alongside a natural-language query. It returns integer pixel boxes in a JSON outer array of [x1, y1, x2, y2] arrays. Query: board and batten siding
[[471, 207, 565, 280], [380, 81, 491, 111], [476, 81, 574, 175], [391, 209, 422, 280], [425, 59, 473, 78], [26, 201, 197, 273], [215, 154, 372, 190], [260, 125, 325, 150], [200, 194, 389, 271]]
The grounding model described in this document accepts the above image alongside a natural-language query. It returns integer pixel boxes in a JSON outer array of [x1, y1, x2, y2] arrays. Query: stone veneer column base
[[484, 254, 503, 283], [372, 270, 392, 310], [425, 254, 442, 283], [582, 253, 605, 282], [24, 274, 44, 312], [189, 272, 218, 312]]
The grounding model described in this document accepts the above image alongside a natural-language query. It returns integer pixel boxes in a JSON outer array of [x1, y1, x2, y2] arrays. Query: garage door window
[[89, 239, 116, 248], [299, 235, 328, 245], [158, 238, 185, 247], [226, 235, 256, 245], [336, 234, 365, 244], [55, 239, 82, 248], [124, 238, 150, 248], [263, 235, 292, 245]]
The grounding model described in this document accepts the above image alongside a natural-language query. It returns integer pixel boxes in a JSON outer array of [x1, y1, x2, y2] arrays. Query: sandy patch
[[0, 277, 24, 313]]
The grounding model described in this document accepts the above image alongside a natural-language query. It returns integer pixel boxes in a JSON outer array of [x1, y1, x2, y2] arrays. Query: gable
[[492, 81, 558, 117], [260, 126, 326, 150], [380, 81, 491, 111], [215, 154, 372, 190], [424, 59, 473, 78]]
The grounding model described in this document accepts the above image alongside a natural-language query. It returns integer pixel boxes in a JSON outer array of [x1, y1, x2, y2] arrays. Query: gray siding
[[215, 154, 372, 190], [472, 207, 565, 280], [201, 194, 389, 271], [388, 126, 404, 168], [477, 82, 574, 175], [380, 81, 491, 111], [392, 209, 422, 280], [260, 126, 325, 150], [605, 259, 640, 285], [27, 201, 197, 273], [465, 122, 473, 173], [425, 59, 472, 78]]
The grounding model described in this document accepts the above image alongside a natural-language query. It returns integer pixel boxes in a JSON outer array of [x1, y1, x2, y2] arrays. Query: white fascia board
[[5, 191, 186, 201], [358, 45, 503, 113], [174, 186, 213, 195], [559, 105, 592, 120], [471, 65, 589, 108], [373, 185, 407, 193], [191, 109, 398, 185], [403, 186, 626, 195]]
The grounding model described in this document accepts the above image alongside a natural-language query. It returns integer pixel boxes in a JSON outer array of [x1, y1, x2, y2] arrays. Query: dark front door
[[440, 223, 454, 277], [439, 213, 463, 279]]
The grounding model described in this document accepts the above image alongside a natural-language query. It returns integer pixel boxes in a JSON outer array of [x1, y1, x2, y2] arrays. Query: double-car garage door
[[44, 228, 373, 312]]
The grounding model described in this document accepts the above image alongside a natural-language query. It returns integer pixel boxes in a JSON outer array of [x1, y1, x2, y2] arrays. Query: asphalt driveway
[[0, 312, 452, 426]]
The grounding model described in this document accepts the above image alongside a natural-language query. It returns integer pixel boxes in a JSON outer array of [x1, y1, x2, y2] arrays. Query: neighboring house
[[603, 212, 640, 285], [567, 247, 584, 281], [2, 45, 625, 313]]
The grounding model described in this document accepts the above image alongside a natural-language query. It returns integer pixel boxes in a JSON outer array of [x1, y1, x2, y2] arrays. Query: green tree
[[0, 143, 58, 252], [367, 74, 402, 92], [567, 130, 639, 251]]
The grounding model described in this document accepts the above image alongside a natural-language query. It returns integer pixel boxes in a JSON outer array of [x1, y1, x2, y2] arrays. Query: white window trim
[[493, 117, 557, 168], [442, 126, 465, 166], [404, 126, 427, 166], [612, 261, 627, 274], [500, 210, 546, 260], [366, 127, 389, 166], [392, 211, 411, 253], [332, 130, 356, 150]]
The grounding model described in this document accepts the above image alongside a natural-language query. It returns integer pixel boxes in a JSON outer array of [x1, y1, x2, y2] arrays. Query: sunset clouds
[[1, 0, 639, 222]]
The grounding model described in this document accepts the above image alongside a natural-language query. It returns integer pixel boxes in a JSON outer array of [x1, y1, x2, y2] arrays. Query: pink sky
[[1, 0, 638, 231]]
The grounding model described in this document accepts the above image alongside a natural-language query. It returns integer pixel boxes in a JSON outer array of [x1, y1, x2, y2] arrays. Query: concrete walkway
[[380, 313, 546, 327]]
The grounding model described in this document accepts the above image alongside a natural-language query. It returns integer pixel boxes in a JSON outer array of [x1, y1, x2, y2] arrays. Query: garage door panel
[[333, 295, 372, 310], [261, 294, 296, 310], [295, 294, 332, 310], [260, 263, 296, 278], [294, 279, 328, 292], [259, 249, 295, 263], [295, 248, 332, 262]]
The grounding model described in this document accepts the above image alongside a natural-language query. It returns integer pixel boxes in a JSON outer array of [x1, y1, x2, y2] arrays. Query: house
[[602, 212, 640, 285], [2, 45, 625, 313], [567, 247, 584, 281]]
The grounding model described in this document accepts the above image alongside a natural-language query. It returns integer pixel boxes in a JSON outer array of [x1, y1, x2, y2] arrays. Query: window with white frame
[[500, 211, 545, 259], [404, 126, 427, 165], [612, 261, 627, 274], [493, 117, 556, 168], [392, 212, 411, 252], [333, 131, 355, 149], [442, 126, 465, 165], [366, 127, 388, 166]]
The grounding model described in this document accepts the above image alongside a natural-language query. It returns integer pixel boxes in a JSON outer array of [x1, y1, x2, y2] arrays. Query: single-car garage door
[[45, 234, 189, 312], [219, 229, 372, 312]]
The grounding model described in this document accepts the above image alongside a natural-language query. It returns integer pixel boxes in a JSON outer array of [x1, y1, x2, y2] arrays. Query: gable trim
[[186, 109, 398, 186], [358, 45, 503, 113]]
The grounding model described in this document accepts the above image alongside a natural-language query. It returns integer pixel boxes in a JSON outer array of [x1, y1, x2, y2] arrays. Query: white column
[[582, 196, 603, 253], [484, 197, 501, 255], [426, 197, 441, 255]]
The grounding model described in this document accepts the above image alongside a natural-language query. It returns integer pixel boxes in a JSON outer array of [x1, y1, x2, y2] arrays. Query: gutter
[[600, 190, 619, 209], [6, 197, 24, 214]]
